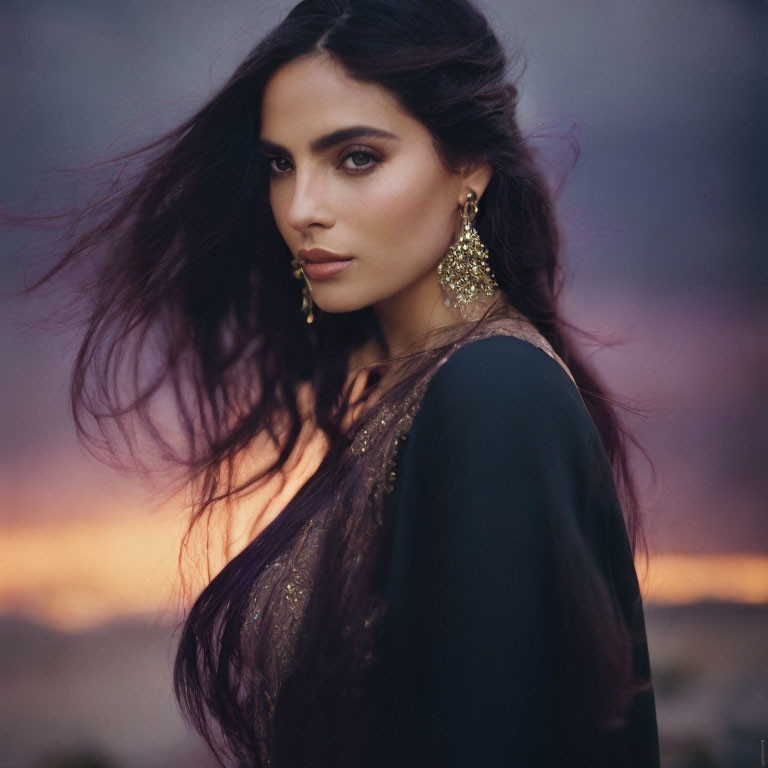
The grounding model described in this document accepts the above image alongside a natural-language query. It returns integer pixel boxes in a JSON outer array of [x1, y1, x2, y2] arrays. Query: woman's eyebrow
[[255, 125, 400, 156]]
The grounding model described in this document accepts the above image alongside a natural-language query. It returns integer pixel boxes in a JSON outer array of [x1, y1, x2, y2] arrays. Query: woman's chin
[[310, 292, 374, 315]]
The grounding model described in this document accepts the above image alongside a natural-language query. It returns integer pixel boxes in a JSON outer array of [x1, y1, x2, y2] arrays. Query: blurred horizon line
[[2, 509, 767, 631]]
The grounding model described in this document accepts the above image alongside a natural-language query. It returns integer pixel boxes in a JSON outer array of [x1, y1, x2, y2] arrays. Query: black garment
[[376, 335, 660, 767]]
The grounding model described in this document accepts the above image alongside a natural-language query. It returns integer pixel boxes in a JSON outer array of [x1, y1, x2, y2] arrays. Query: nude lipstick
[[299, 248, 354, 280]]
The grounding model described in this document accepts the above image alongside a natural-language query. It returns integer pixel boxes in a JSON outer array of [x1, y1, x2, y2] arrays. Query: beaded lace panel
[[240, 318, 570, 762]]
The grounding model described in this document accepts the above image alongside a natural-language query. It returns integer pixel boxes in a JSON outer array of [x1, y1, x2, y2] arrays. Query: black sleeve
[[375, 335, 659, 767]]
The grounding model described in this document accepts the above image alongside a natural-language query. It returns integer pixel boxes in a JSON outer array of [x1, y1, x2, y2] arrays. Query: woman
[[10, 0, 660, 765]]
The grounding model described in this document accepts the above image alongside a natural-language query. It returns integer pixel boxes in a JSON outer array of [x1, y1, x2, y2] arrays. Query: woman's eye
[[268, 156, 292, 174], [340, 150, 378, 171]]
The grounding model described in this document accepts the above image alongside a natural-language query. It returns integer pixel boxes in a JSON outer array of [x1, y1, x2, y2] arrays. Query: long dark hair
[[5, 0, 655, 765]]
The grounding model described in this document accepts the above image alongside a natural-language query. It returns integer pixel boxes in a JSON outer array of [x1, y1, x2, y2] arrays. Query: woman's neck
[[372, 271, 509, 358], [349, 288, 524, 388], [343, 294, 546, 430]]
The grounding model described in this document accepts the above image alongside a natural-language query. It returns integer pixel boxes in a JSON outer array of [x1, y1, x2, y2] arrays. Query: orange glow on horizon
[[643, 553, 768, 605], [0, 419, 329, 632], [2, 504, 767, 632]]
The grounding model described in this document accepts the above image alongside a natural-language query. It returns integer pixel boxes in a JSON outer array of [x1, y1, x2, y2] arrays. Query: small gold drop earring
[[290, 257, 315, 323], [437, 188, 499, 319]]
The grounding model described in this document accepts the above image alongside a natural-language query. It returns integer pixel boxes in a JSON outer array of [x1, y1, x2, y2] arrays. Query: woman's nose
[[284, 169, 334, 231]]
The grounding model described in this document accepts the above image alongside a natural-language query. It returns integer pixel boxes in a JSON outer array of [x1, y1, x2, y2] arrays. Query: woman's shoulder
[[421, 333, 588, 435], [400, 332, 616, 545]]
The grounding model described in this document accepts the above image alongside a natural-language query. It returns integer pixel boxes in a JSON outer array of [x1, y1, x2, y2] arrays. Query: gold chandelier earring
[[437, 188, 499, 319], [290, 257, 315, 324]]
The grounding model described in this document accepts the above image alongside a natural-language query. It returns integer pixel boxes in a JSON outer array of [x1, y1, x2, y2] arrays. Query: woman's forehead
[[260, 52, 416, 144]]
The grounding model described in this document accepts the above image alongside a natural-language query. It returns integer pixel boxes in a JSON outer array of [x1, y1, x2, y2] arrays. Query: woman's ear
[[458, 160, 493, 203]]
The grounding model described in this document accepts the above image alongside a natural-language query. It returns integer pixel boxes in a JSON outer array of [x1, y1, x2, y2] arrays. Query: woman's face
[[258, 52, 479, 316]]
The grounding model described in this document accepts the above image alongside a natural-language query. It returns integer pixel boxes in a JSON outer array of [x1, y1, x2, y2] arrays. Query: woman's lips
[[301, 259, 353, 280]]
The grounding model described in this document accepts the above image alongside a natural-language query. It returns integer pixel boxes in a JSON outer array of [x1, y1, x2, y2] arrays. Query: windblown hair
[[5, 0, 655, 765]]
